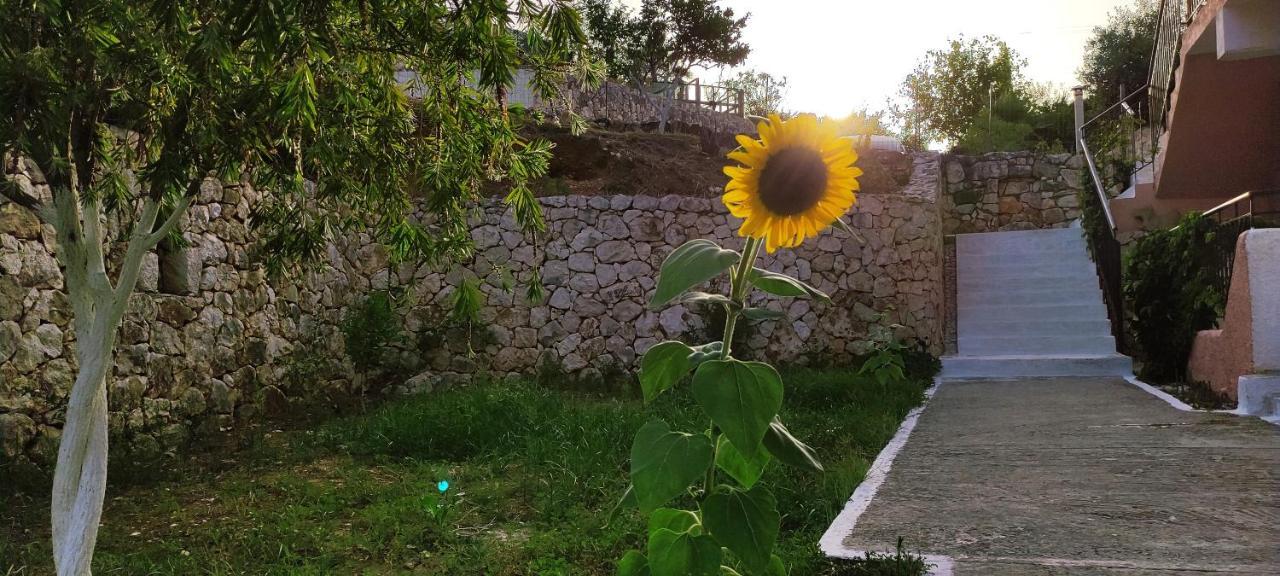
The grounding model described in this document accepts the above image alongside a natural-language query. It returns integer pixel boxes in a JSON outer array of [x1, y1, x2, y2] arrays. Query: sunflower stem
[[719, 237, 762, 361], [704, 236, 762, 497]]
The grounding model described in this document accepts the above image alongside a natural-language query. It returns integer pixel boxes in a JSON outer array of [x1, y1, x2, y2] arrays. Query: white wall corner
[[1245, 229, 1280, 371], [1217, 0, 1280, 61]]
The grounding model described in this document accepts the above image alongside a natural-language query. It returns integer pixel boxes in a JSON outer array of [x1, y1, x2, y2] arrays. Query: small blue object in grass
[[437, 480, 449, 493]]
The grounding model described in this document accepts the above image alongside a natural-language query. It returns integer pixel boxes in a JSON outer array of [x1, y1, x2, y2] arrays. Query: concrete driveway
[[821, 377, 1280, 575]]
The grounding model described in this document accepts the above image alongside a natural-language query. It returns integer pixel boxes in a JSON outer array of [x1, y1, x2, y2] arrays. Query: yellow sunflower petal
[[719, 113, 862, 252]]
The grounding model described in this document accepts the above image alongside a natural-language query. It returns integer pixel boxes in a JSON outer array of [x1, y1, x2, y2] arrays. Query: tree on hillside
[[1080, 0, 1159, 109], [893, 35, 1024, 146], [953, 84, 1075, 154], [0, 1, 587, 573], [721, 68, 788, 117], [580, 0, 749, 131]]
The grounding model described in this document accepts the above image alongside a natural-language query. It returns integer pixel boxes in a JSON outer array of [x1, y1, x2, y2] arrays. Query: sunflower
[[722, 113, 862, 253]]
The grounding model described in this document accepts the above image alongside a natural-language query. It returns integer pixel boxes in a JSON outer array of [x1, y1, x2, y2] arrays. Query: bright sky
[[692, 0, 1133, 117]]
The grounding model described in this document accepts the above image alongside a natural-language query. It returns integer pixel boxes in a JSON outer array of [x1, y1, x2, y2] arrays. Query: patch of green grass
[[2, 365, 932, 575]]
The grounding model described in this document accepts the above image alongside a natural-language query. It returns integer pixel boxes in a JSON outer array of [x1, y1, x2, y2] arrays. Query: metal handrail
[[1202, 191, 1255, 220], [1080, 83, 1152, 131], [1078, 138, 1118, 232]]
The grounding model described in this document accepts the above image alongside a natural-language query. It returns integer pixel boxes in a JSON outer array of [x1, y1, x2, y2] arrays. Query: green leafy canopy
[[0, 0, 598, 275]]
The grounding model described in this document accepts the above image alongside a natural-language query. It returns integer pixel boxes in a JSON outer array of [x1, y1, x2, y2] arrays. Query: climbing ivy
[[1122, 212, 1225, 382]]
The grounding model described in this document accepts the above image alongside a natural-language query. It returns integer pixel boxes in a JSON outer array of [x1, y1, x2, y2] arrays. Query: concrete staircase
[[942, 227, 1133, 378]]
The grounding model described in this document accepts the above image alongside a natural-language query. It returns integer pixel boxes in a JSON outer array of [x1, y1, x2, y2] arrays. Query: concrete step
[[959, 275, 1103, 292], [957, 334, 1118, 356], [941, 353, 1132, 378], [958, 318, 1114, 338], [956, 253, 1095, 271], [957, 239, 1089, 255], [959, 261, 1097, 278], [959, 302, 1109, 323], [947, 228, 1132, 378], [956, 229, 1087, 252], [958, 287, 1104, 307]]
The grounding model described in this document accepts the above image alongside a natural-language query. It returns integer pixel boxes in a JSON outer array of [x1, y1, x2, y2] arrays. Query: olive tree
[[894, 35, 1024, 146], [0, 1, 588, 573]]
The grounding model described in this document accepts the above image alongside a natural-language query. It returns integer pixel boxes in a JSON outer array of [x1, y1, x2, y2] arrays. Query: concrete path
[[821, 377, 1280, 575]]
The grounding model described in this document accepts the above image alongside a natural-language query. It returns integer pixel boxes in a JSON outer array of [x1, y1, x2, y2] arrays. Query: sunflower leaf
[[681, 292, 739, 309], [618, 550, 651, 576], [692, 360, 783, 458], [715, 435, 770, 489], [631, 420, 715, 512], [702, 485, 780, 574], [650, 240, 741, 309], [748, 268, 831, 303], [763, 417, 824, 472], [639, 341, 695, 404]]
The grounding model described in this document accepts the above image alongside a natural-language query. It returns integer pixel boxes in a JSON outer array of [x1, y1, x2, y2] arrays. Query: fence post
[[736, 90, 744, 117], [1073, 85, 1086, 152], [694, 78, 701, 108]]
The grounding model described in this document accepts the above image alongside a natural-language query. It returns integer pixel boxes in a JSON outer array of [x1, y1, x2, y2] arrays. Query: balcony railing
[[1149, 0, 1187, 131], [1198, 189, 1280, 305], [674, 79, 745, 117]]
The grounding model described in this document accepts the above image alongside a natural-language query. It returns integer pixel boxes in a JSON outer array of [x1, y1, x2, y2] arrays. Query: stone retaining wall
[[0, 153, 944, 468], [941, 152, 1087, 234]]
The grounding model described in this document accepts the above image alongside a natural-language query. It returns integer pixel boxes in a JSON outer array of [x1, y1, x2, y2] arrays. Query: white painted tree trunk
[[50, 328, 112, 576], [42, 191, 190, 576]]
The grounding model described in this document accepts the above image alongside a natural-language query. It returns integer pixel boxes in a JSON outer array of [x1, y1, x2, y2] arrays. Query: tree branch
[[108, 198, 161, 315], [81, 198, 113, 299], [146, 194, 192, 247]]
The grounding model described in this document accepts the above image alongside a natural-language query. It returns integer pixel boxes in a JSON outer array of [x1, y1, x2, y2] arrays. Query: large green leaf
[[691, 360, 783, 458], [702, 486, 780, 574], [631, 420, 715, 512], [618, 550, 651, 576], [747, 268, 831, 302], [715, 435, 770, 489], [649, 508, 701, 536], [767, 555, 786, 576], [648, 529, 722, 576], [651, 240, 740, 308], [681, 291, 737, 308], [762, 417, 824, 472], [640, 341, 695, 403], [688, 341, 724, 368]]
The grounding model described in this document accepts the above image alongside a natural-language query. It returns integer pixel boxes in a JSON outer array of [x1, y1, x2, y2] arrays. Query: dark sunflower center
[[757, 147, 828, 216]]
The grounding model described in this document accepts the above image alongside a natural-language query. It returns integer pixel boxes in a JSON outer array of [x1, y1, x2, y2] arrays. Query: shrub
[[342, 291, 403, 374], [1123, 213, 1225, 382]]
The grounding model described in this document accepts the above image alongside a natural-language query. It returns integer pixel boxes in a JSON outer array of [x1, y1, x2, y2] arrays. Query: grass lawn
[[1, 365, 932, 575]]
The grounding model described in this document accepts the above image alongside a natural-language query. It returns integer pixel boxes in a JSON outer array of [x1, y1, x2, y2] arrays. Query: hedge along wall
[[0, 152, 945, 468], [941, 151, 1087, 234]]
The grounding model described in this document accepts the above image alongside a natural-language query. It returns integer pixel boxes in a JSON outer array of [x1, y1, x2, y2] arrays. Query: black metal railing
[[1080, 84, 1162, 199], [1197, 189, 1280, 305], [1078, 135, 1128, 354], [1149, 0, 1186, 131]]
